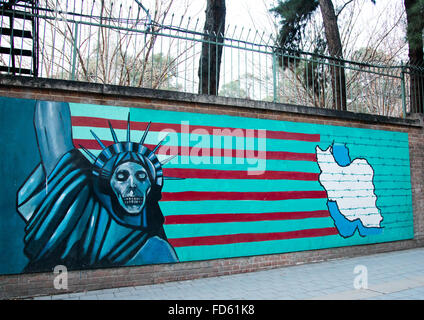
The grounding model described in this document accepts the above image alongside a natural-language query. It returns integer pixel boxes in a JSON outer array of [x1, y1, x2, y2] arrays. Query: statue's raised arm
[[34, 100, 75, 177]]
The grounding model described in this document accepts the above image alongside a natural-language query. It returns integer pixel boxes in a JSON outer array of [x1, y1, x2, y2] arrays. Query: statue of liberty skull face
[[84, 115, 173, 229], [110, 161, 152, 215]]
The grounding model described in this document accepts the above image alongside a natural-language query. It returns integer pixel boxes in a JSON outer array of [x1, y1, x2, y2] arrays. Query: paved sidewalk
[[33, 247, 424, 300]]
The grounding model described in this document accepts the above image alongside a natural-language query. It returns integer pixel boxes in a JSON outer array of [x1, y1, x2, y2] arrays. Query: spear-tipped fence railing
[[1, 1, 423, 118]]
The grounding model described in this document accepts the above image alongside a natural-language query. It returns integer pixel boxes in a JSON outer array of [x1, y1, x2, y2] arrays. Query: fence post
[[272, 50, 277, 103], [70, 22, 79, 81], [400, 61, 407, 117]]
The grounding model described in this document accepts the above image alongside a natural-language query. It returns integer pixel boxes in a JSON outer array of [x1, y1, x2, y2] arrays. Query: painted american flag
[[69, 102, 413, 262]]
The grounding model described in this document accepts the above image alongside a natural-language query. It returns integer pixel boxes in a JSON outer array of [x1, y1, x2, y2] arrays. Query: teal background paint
[[0, 98, 37, 274], [71, 102, 414, 262], [0, 97, 414, 275]]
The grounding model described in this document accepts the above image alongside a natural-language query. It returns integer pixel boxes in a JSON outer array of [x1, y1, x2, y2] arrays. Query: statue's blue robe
[[17, 150, 178, 272]]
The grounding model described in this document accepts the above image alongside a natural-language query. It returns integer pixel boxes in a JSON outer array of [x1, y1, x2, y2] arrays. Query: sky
[[73, 0, 407, 53], [159, 0, 408, 57], [36, 0, 409, 55], [25, 1, 409, 85]]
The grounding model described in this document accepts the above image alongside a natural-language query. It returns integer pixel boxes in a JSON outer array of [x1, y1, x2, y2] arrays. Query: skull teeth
[[123, 197, 144, 205]]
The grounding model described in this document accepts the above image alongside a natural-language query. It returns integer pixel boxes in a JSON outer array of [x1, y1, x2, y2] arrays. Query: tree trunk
[[319, 0, 347, 111], [198, 0, 226, 95], [404, 0, 424, 113]]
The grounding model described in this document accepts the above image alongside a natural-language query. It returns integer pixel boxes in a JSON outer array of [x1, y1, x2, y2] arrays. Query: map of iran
[[316, 143, 384, 238]]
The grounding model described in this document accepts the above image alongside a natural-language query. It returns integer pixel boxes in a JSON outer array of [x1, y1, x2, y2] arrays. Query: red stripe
[[73, 138, 316, 162], [168, 227, 338, 247], [161, 191, 327, 201], [163, 168, 319, 181], [165, 210, 330, 224], [71, 116, 320, 142]]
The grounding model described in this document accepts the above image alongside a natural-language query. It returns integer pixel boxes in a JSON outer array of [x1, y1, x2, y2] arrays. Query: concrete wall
[[0, 77, 423, 299]]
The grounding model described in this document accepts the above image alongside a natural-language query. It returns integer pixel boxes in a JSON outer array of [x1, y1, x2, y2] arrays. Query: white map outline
[[316, 145, 383, 228]]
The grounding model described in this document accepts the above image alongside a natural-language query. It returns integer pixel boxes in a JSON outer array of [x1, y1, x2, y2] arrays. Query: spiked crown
[[78, 113, 178, 192]]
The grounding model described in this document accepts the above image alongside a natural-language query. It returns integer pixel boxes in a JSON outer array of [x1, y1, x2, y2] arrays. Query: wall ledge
[[1, 239, 422, 299], [0, 75, 422, 128]]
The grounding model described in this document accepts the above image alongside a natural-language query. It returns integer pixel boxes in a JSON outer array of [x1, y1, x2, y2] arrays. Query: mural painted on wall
[[17, 101, 178, 273], [0, 96, 414, 275], [316, 143, 384, 238]]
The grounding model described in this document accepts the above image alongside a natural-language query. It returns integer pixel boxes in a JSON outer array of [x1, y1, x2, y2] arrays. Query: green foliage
[[270, 0, 320, 53], [270, 0, 378, 66], [219, 79, 248, 98], [405, 0, 424, 53]]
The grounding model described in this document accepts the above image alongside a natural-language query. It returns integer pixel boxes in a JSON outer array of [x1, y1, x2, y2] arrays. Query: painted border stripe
[[71, 116, 321, 142], [73, 138, 316, 162], [168, 227, 338, 247], [161, 190, 327, 201], [163, 168, 319, 181], [165, 210, 330, 224]]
